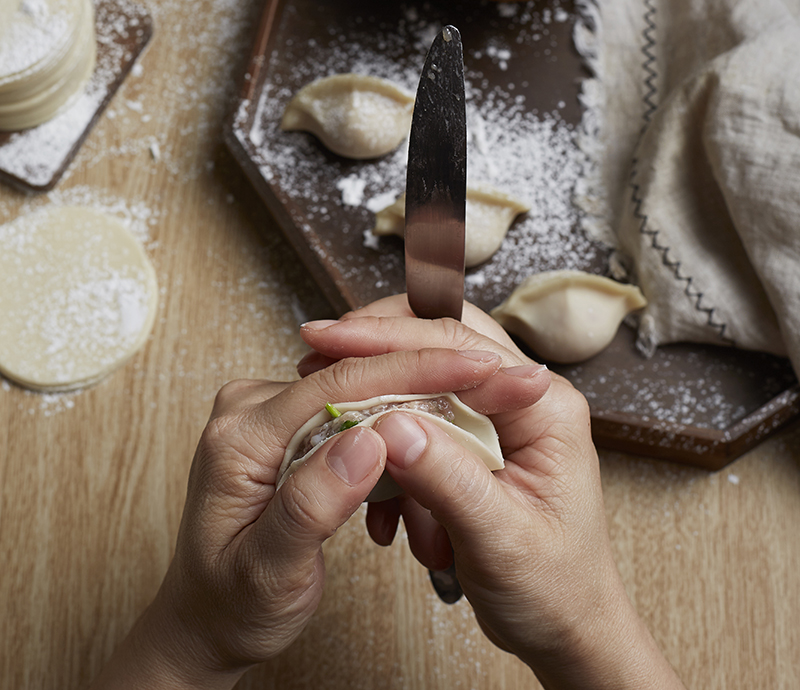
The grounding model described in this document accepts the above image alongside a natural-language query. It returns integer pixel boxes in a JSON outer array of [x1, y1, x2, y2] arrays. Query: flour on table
[[0, 206, 158, 391]]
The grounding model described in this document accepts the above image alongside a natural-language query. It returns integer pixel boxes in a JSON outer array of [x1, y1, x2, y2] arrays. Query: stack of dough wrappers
[[0, 0, 96, 131]]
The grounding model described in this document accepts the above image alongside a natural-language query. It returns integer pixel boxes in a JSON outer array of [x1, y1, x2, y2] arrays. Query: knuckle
[[316, 355, 368, 401], [433, 447, 480, 498], [559, 381, 592, 422], [438, 317, 470, 348], [199, 412, 240, 451], [277, 481, 335, 541], [214, 378, 254, 407], [438, 317, 503, 359], [211, 378, 281, 419], [429, 452, 493, 523]]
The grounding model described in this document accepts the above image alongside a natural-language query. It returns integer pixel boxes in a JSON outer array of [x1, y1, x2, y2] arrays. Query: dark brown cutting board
[[223, 0, 800, 470]]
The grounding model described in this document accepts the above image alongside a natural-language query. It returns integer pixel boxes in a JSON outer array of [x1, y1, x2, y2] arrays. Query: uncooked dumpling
[[372, 184, 530, 266], [0, 206, 158, 391], [279, 393, 503, 502], [281, 73, 414, 159], [491, 270, 647, 363]]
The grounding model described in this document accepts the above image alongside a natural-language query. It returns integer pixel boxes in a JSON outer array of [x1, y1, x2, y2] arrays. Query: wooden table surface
[[2, 1, 799, 688]]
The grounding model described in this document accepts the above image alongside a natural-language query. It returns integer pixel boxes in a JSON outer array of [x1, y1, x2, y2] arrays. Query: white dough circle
[[0, 206, 158, 391], [0, 0, 96, 131]]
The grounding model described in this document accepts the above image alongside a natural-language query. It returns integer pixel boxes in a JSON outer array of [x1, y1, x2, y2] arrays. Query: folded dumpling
[[281, 73, 414, 159], [491, 270, 647, 364], [279, 393, 504, 502], [372, 184, 530, 266]]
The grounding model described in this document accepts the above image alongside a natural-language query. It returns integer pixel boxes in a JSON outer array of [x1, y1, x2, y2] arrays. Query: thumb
[[258, 426, 386, 562], [374, 412, 508, 553]]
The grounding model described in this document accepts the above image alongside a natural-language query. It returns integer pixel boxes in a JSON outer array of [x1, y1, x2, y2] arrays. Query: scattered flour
[[365, 190, 397, 214], [336, 174, 367, 207], [234, 0, 599, 307]]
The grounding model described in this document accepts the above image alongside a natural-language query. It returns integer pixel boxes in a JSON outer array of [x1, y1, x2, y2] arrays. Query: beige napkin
[[576, 0, 800, 377]]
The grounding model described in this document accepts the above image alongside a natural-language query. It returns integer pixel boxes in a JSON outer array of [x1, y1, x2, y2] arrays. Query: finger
[[396, 495, 453, 571], [459, 363, 550, 415], [249, 348, 504, 464], [300, 314, 526, 366], [373, 411, 510, 556], [256, 426, 386, 561], [340, 294, 516, 349], [301, 316, 550, 415], [339, 293, 415, 319], [365, 498, 401, 546], [296, 350, 337, 378], [186, 348, 505, 550], [366, 495, 453, 570], [337, 294, 517, 350]]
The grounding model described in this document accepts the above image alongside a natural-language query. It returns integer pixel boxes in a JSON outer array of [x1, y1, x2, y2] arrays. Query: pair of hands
[[91, 295, 684, 690]]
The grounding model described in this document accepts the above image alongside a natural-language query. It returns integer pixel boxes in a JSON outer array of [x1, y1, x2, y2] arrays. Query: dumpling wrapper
[[491, 270, 647, 364], [0, 0, 21, 40], [0, 206, 158, 391], [372, 184, 530, 266], [278, 393, 504, 502], [281, 73, 414, 159], [0, 0, 96, 131]]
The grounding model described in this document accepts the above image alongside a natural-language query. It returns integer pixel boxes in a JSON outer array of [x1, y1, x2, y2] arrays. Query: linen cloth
[[576, 0, 800, 377]]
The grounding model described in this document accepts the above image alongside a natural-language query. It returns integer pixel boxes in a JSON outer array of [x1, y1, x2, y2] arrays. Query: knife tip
[[441, 25, 460, 43]]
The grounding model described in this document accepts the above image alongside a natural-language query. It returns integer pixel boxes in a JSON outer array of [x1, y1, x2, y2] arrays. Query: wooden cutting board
[[223, 0, 800, 470]]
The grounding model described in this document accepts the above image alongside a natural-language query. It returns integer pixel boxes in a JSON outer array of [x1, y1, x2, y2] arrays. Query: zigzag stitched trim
[[629, 158, 734, 343], [641, 0, 659, 125], [627, 0, 735, 346]]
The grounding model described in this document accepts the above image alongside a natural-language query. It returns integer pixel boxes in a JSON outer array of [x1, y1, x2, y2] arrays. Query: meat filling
[[291, 396, 454, 462]]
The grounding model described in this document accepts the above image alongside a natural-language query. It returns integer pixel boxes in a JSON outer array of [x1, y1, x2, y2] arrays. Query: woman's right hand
[[298, 296, 686, 690]]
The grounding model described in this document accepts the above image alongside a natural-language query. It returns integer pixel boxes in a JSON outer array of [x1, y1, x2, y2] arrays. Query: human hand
[[298, 295, 685, 690], [90, 344, 540, 690]]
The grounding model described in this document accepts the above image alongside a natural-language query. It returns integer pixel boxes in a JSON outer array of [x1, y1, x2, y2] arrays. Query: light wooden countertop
[[1, 1, 799, 688]]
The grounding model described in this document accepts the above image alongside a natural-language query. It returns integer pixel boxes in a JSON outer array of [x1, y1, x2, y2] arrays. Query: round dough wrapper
[[0, 0, 80, 82], [0, 0, 23, 40], [0, 206, 158, 391], [0, 0, 94, 131]]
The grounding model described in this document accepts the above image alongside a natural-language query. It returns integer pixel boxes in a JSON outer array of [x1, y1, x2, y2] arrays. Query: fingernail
[[301, 319, 339, 331], [326, 427, 379, 486], [503, 363, 548, 378], [378, 413, 428, 469], [456, 350, 500, 364]]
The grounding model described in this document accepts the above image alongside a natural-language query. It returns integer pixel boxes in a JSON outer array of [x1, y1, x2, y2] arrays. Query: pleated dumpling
[[372, 183, 530, 266], [491, 270, 647, 363], [279, 393, 503, 502], [281, 73, 414, 159]]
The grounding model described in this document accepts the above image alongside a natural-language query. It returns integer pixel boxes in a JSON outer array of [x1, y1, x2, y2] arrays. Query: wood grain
[[1, 1, 799, 689]]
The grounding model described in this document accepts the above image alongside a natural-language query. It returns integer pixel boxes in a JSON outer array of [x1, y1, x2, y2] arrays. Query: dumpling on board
[[372, 184, 530, 266], [279, 393, 503, 502], [491, 270, 647, 364], [281, 73, 414, 159]]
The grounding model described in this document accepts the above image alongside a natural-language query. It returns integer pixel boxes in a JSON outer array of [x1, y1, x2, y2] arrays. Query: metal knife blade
[[404, 24, 467, 604], [405, 24, 467, 322]]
